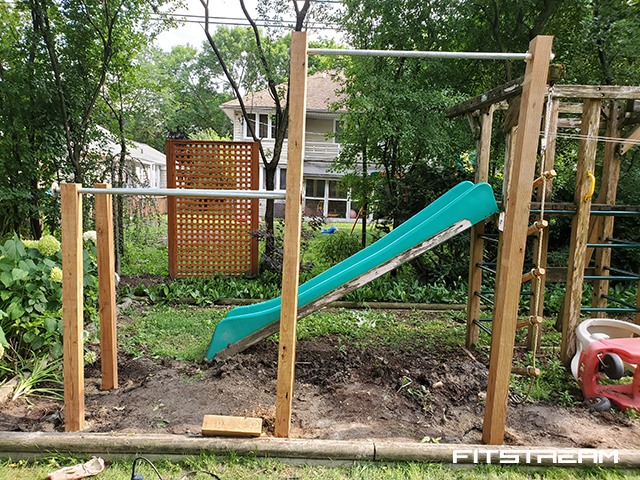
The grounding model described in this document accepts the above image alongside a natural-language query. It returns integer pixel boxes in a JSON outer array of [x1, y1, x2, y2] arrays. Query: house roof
[[220, 71, 345, 114], [95, 126, 166, 167]]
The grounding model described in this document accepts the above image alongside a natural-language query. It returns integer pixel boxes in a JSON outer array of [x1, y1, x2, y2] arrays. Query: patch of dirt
[[1, 315, 639, 448]]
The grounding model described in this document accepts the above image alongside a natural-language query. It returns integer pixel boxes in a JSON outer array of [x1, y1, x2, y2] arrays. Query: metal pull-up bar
[[307, 47, 533, 61], [79, 187, 285, 199], [57, 186, 286, 200]]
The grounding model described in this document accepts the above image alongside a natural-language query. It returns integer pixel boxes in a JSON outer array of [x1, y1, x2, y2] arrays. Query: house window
[[333, 119, 343, 143], [245, 113, 276, 139], [279, 168, 287, 191], [304, 178, 353, 218]]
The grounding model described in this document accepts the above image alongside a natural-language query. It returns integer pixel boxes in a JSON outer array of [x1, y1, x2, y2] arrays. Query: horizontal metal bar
[[476, 263, 497, 275], [530, 209, 640, 216], [584, 275, 640, 280], [75, 187, 286, 200], [307, 48, 532, 61], [587, 243, 640, 248], [581, 307, 640, 313], [479, 290, 534, 296], [478, 234, 499, 243], [600, 294, 639, 310], [607, 237, 638, 245], [474, 292, 494, 305], [473, 319, 493, 335], [604, 266, 639, 277]]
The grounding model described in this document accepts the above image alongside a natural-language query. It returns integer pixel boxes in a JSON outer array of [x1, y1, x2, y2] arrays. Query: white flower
[[37, 235, 61, 256], [83, 231, 97, 243], [50, 267, 63, 283]]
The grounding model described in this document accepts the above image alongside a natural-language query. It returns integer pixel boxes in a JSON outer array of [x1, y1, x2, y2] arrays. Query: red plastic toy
[[576, 338, 640, 412]]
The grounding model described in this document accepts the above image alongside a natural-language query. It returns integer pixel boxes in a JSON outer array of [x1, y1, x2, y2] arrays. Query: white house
[[220, 71, 358, 220], [96, 126, 167, 189]]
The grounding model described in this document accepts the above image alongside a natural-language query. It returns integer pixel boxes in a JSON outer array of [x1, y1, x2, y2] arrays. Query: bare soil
[[1, 309, 639, 448]]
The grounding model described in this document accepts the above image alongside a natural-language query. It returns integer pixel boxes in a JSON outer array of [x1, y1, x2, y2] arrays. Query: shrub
[[313, 231, 362, 268], [0, 234, 98, 363]]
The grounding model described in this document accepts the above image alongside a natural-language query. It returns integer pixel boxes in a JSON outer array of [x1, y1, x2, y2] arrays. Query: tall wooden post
[[95, 184, 118, 390], [591, 101, 624, 315], [61, 183, 84, 431], [274, 31, 308, 438], [482, 35, 553, 445], [559, 99, 602, 365], [466, 105, 495, 348]]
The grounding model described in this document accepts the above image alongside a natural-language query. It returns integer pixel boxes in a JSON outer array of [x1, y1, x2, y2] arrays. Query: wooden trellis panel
[[167, 140, 259, 277]]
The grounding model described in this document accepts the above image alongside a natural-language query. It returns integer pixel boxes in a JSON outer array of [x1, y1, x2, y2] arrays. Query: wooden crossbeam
[[620, 125, 640, 155]]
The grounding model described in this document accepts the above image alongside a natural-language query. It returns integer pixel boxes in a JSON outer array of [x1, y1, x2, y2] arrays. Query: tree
[[198, 0, 314, 249], [27, 0, 175, 186], [0, 3, 63, 238]]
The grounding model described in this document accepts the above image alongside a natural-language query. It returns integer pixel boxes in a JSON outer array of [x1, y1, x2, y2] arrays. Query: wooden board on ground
[[202, 415, 262, 437]]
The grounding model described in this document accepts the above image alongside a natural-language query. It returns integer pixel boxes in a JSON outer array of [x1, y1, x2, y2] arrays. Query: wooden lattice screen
[[167, 140, 259, 277]]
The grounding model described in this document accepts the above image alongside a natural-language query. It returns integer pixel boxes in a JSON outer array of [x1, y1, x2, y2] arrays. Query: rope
[[541, 131, 640, 146], [515, 87, 555, 404]]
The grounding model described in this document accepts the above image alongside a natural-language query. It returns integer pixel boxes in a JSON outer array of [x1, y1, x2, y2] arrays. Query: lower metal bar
[[474, 292, 494, 305], [580, 307, 640, 313], [584, 275, 640, 281], [472, 319, 492, 335], [600, 294, 639, 310]]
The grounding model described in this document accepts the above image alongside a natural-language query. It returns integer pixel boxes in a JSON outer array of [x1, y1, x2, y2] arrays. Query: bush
[[313, 231, 362, 268], [0, 234, 98, 364]]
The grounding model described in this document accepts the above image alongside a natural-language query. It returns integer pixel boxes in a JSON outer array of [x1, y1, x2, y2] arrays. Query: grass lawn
[[0, 454, 636, 479]]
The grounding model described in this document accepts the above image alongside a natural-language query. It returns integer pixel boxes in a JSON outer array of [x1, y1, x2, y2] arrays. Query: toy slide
[[206, 181, 498, 360]]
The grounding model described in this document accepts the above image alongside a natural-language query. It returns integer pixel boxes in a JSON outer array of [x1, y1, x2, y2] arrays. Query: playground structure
[[59, 32, 640, 445]]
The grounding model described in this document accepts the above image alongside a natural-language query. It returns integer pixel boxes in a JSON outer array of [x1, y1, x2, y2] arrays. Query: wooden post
[[466, 105, 494, 348], [61, 183, 84, 432], [274, 31, 307, 438], [482, 35, 553, 446], [559, 99, 602, 365], [527, 97, 559, 351], [250, 143, 260, 276], [591, 101, 624, 316], [95, 184, 118, 391], [166, 140, 177, 278]]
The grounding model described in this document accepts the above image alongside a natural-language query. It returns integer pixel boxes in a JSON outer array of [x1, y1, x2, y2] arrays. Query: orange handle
[[585, 171, 595, 201]]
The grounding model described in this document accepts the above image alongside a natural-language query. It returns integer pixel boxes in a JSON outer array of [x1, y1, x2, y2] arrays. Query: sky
[[154, 0, 254, 51], [154, 0, 341, 51]]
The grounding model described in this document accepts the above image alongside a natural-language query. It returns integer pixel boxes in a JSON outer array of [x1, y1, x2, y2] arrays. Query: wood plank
[[215, 221, 471, 360], [558, 103, 584, 114], [445, 65, 564, 118], [61, 183, 84, 432], [482, 35, 553, 446], [557, 117, 608, 130], [559, 99, 602, 365], [591, 102, 624, 317], [166, 140, 177, 278], [274, 31, 308, 439], [94, 184, 118, 391], [202, 415, 262, 437], [620, 124, 640, 155], [250, 142, 259, 276], [466, 105, 494, 349], [552, 85, 640, 100]]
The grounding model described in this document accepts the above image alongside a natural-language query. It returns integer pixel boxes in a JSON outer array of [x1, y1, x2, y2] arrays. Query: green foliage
[[0, 234, 98, 367], [511, 353, 579, 407], [121, 216, 169, 276], [313, 231, 363, 268], [119, 305, 226, 361]]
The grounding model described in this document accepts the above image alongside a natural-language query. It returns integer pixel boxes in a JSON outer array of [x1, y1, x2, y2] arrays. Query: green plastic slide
[[206, 181, 498, 360]]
